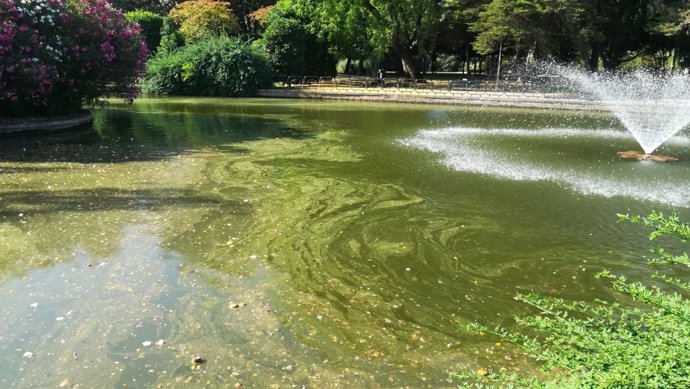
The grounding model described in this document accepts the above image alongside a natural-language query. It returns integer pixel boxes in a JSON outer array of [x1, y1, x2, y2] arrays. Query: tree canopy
[[169, 0, 240, 42], [107, 0, 690, 76]]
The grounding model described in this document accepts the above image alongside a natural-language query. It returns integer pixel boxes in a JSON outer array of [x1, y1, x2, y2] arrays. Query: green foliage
[[469, 0, 541, 55], [453, 211, 690, 388], [0, 0, 147, 116], [157, 17, 184, 55], [302, 0, 443, 78], [248, 0, 687, 74], [125, 10, 165, 56], [293, 0, 379, 63], [169, 0, 240, 43], [228, 0, 276, 37], [108, 0, 175, 14], [142, 36, 272, 97], [261, 4, 336, 76]]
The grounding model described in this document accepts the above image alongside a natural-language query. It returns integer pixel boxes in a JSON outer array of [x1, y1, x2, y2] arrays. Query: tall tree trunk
[[464, 44, 471, 75], [344, 58, 352, 74], [671, 48, 677, 73], [495, 40, 503, 91], [602, 49, 619, 71], [588, 42, 599, 72], [392, 38, 418, 79], [587, 0, 602, 72]]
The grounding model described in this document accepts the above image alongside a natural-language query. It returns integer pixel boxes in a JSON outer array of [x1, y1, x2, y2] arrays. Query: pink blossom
[[1, 0, 147, 115]]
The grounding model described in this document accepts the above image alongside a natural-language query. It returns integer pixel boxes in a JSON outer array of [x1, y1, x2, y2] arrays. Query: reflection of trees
[[0, 101, 314, 164], [0, 99, 322, 282]]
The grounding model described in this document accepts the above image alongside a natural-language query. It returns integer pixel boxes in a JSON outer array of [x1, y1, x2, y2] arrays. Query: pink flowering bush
[[0, 0, 147, 116]]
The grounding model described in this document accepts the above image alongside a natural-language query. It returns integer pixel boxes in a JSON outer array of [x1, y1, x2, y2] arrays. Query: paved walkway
[[258, 86, 606, 111]]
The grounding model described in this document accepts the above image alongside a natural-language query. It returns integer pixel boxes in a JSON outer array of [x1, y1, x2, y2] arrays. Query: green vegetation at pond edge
[[453, 212, 690, 388], [142, 36, 272, 97]]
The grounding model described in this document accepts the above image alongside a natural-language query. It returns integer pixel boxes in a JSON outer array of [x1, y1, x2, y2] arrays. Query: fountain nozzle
[[617, 150, 678, 162]]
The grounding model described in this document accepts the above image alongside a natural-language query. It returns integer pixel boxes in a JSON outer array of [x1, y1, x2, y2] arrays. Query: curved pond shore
[[0, 112, 93, 135], [258, 87, 608, 111]]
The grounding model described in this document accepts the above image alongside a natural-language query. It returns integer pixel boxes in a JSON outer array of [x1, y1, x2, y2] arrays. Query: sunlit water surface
[[1, 98, 689, 387]]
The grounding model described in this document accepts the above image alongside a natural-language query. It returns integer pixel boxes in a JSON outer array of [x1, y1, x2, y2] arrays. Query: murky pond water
[[1, 98, 689, 388]]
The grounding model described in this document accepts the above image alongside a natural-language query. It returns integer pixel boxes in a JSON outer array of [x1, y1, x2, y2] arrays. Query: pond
[[1, 98, 689, 388]]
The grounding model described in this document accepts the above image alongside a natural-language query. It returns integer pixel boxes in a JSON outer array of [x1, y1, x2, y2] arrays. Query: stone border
[[0, 112, 93, 136], [257, 88, 609, 112]]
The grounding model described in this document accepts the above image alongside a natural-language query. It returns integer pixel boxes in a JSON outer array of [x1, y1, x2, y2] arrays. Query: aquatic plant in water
[[453, 212, 690, 388]]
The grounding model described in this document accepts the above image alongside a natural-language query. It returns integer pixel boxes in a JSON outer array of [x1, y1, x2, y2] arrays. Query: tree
[[301, 0, 443, 78], [534, 0, 587, 63], [305, 1, 377, 74], [576, 0, 652, 70], [169, 0, 239, 42], [260, 4, 336, 76], [437, 0, 483, 74], [125, 10, 165, 56], [370, 0, 444, 78], [461, 0, 657, 71], [645, 0, 690, 71], [228, 0, 276, 36], [469, 0, 541, 57]]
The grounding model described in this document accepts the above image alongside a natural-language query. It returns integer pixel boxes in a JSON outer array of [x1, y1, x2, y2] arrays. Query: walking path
[[258, 86, 607, 111]]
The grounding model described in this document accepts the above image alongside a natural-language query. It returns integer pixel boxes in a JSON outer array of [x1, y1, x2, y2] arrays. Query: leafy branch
[[453, 212, 690, 388]]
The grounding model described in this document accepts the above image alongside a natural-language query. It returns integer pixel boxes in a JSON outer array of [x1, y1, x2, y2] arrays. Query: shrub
[[452, 211, 690, 388], [0, 0, 147, 117], [142, 36, 272, 97], [169, 0, 239, 43], [125, 10, 164, 56], [157, 16, 183, 55]]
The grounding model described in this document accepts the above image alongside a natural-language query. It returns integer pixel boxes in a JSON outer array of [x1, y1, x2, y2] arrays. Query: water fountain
[[401, 66, 690, 207], [557, 67, 690, 161]]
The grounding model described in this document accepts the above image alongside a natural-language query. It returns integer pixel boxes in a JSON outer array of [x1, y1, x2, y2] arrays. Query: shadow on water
[[0, 187, 225, 219], [0, 166, 73, 173], [0, 106, 315, 164]]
